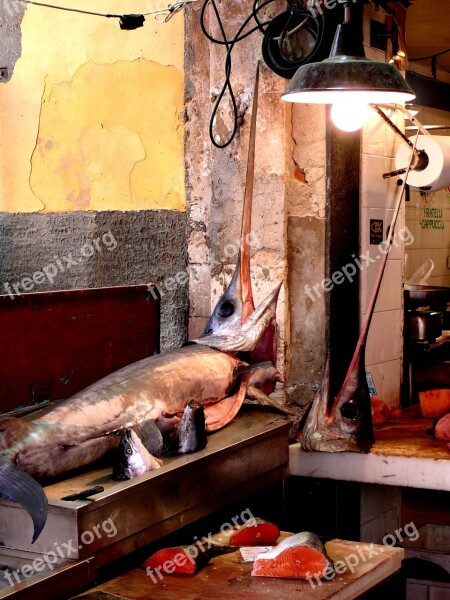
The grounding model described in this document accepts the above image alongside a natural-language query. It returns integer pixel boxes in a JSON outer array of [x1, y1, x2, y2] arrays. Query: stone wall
[[185, 1, 327, 411]]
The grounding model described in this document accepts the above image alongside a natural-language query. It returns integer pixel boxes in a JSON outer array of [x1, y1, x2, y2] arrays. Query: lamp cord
[[200, 0, 276, 148]]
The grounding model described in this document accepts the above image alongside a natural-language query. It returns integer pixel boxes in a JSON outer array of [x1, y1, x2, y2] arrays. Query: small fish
[[177, 400, 207, 454], [112, 429, 162, 481], [251, 531, 332, 579]]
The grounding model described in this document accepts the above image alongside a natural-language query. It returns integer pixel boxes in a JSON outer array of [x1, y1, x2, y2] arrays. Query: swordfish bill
[[198, 64, 280, 365], [203, 67, 258, 338], [301, 135, 419, 452]]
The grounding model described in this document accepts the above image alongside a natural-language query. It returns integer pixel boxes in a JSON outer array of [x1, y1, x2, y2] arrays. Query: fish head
[[204, 251, 253, 337], [301, 353, 374, 453], [112, 429, 162, 481], [177, 400, 207, 454], [195, 282, 282, 356]]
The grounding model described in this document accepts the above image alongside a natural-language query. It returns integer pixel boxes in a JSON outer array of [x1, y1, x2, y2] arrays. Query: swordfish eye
[[340, 400, 362, 421], [219, 301, 235, 318]]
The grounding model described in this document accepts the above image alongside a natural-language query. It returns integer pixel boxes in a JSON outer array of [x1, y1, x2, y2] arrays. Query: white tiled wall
[[406, 188, 450, 288], [404, 105, 450, 287], [361, 103, 405, 407]]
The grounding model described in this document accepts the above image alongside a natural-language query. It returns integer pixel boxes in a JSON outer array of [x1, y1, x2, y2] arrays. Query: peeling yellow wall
[[0, 1, 184, 212]]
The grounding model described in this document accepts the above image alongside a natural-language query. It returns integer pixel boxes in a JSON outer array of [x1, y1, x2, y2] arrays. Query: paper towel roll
[[395, 134, 450, 191]]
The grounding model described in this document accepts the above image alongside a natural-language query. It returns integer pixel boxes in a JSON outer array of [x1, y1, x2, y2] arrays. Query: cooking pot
[[405, 284, 450, 310], [407, 308, 442, 342]]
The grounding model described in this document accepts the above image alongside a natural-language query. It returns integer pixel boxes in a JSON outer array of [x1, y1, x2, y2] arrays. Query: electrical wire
[[436, 60, 450, 74], [17, 0, 120, 18], [409, 48, 450, 62], [201, 0, 326, 147], [200, 0, 277, 148], [15, 0, 195, 23]]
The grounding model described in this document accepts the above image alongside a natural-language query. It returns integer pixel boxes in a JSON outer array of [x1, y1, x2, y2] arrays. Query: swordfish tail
[[0, 457, 48, 543]]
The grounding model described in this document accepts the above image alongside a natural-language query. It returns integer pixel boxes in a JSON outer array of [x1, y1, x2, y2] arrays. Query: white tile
[[384, 107, 405, 159], [427, 248, 445, 277], [428, 274, 446, 287], [359, 507, 401, 544], [365, 310, 402, 364], [406, 249, 425, 282], [361, 155, 388, 208], [405, 219, 422, 250], [421, 225, 445, 249], [429, 585, 450, 600], [362, 111, 385, 157], [406, 583, 429, 600], [407, 190, 423, 210], [381, 360, 402, 405], [361, 259, 402, 314], [360, 207, 405, 261], [360, 484, 401, 523], [364, 360, 402, 405], [444, 251, 450, 274], [405, 206, 421, 221]]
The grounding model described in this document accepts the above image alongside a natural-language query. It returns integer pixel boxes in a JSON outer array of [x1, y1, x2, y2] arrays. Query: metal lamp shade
[[281, 54, 416, 104]]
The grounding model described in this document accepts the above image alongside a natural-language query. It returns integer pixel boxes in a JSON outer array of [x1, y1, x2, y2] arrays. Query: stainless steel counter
[[0, 408, 290, 599]]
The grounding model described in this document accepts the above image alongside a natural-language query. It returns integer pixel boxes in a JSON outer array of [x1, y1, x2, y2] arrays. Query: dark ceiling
[[406, 0, 450, 79]]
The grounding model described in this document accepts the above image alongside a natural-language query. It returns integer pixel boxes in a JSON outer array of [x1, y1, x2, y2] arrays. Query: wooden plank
[[371, 406, 450, 460], [82, 536, 403, 600], [0, 285, 159, 412]]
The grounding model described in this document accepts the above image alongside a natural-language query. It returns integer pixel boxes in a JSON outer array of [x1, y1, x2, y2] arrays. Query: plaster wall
[[0, 1, 188, 350], [185, 1, 327, 412], [0, 0, 184, 213]]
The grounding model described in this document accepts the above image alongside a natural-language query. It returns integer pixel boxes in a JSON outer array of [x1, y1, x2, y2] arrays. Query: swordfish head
[[300, 351, 374, 453], [204, 249, 254, 338], [195, 282, 282, 354]]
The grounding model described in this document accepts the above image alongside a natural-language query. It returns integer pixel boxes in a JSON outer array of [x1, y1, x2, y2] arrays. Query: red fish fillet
[[371, 396, 401, 424], [251, 532, 331, 579], [229, 518, 280, 546], [144, 547, 197, 575], [143, 543, 235, 576]]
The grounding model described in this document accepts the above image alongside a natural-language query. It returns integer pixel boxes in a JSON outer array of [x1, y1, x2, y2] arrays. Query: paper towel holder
[[371, 104, 431, 181], [371, 103, 450, 192]]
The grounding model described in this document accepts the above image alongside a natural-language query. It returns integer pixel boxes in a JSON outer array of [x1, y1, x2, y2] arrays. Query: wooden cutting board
[[78, 535, 404, 600]]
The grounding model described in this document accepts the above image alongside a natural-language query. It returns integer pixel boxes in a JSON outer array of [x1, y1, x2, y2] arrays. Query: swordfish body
[[0, 345, 280, 482]]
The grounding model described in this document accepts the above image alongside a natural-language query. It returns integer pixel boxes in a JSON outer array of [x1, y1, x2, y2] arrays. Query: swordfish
[[0, 65, 285, 544]]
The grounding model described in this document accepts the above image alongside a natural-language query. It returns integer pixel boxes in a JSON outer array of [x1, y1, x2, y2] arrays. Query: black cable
[[200, 0, 277, 148], [252, 0, 270, 34], [436, 59, 450, 74], [409, 48, 450, 62], [17, 0, 120, 17], [200, 0, 274, 45]]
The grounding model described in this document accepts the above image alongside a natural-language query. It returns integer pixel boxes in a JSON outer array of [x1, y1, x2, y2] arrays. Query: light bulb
[[330, 100, 369, 132]]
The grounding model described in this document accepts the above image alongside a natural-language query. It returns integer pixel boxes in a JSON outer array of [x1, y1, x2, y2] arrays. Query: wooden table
[[78, 536, 404, 600]]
